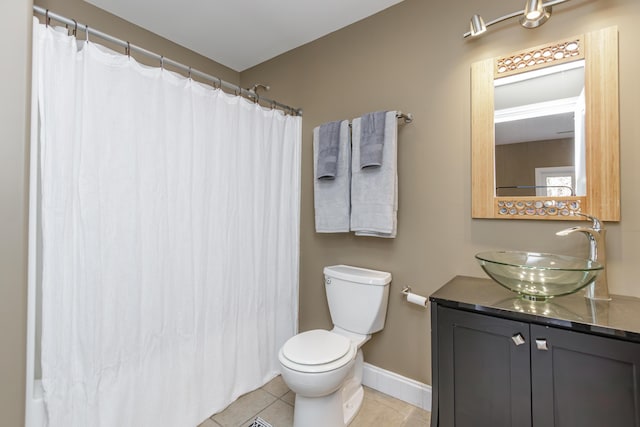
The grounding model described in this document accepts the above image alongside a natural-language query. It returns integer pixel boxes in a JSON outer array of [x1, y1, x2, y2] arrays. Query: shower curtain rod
[[32, 5, 303, 116]]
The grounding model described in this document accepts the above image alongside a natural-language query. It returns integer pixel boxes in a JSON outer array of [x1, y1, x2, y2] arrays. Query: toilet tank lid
[[324, 265, 392, 286]]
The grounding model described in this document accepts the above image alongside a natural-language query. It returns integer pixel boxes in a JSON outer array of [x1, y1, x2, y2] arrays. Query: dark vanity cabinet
[[430, 276, 640, 427], [436, 307, 532, 426]]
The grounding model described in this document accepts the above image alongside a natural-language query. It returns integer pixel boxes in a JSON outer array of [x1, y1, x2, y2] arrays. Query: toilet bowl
[[278, 265, 391, 427]]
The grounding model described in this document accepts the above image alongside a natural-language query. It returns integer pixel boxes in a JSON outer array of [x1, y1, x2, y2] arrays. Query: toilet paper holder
[[401, 286, 429, 308]]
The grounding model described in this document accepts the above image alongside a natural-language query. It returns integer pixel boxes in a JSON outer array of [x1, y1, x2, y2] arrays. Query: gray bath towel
[[316, 120, 342, 180], [351, 111, 398, 238], [359, 111, 387, 169], [314, 120, 351, 232]]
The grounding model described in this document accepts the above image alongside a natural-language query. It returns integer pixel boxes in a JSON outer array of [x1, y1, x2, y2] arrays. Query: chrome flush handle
[[511, 333, 526, 346], [536, 338, 549, 351]]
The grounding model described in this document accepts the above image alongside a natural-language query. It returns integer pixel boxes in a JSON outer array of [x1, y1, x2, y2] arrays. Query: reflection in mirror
[[494, 60, 585, 198]]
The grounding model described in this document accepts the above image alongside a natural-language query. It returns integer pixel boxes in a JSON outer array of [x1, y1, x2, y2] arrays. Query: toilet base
[[341, 350, 365, 425], [293, 390, 343, 427], [342, 383, 364, 425], [292, 383, 365, 427]]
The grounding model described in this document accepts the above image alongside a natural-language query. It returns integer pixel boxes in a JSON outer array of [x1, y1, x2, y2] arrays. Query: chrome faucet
[[555, 213, 611, 300]]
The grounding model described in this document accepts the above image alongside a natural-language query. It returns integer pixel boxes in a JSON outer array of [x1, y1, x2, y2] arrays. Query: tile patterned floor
[[198, 375, 431, 427]]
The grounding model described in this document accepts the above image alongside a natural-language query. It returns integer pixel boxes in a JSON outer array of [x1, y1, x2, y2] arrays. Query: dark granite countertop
[[430, 276, 640, 343]]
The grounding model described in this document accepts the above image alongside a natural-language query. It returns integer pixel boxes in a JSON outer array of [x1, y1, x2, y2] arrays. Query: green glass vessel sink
[[475, 251, 603, 301]]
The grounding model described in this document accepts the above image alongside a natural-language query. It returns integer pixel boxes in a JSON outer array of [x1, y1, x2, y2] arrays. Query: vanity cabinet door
[[530, 324, 640, 427], [437, 306, 532, 427]]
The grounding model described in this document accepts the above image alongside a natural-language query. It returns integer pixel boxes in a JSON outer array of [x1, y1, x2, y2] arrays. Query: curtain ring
[[72, 19, 77, 37], [254, 94, 260, 104], [125, 41, 131, 58], [217, 77, 222, 90], [160, 56, 164, 70], [188, 67, 192, 80], [85, 25, 89, 43], [45, 9, 50, 27]]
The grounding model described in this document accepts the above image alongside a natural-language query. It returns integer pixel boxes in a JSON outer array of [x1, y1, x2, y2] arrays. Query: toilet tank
[[324, 265, 392, 335]]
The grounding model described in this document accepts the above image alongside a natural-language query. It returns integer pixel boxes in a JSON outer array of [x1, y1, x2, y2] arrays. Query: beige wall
[[241, 0, 640, 385], [1, 1, 31, 425]]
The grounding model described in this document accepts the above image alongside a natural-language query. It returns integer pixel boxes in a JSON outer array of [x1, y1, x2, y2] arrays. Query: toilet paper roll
[[406, 292, 427, 307]]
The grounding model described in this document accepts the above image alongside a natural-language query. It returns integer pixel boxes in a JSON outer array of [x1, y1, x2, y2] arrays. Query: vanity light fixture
[[470, 14, 487, 37], [521, 0, 552, 28], [464, 0, 570, 38]]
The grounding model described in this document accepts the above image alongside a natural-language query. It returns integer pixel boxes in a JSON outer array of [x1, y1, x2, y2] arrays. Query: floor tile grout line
[[259, 383, 290, 399], [277, 396, 293, 408], [205, 414, 222, 426], [261, 388, 287, 399]]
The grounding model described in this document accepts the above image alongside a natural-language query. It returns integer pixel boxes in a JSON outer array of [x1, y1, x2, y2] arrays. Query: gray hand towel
[[316, 120, 342, 180], [359, 111, 387, 169]]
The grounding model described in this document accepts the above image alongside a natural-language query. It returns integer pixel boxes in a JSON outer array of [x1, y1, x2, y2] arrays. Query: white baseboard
[[362, 362, 432, 411]]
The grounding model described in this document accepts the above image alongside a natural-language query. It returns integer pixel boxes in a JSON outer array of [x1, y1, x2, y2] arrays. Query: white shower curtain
[[32, 20, 301, 427]]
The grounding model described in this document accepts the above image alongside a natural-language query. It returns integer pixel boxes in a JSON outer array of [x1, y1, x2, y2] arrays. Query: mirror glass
[[494, 60, 585, 198]]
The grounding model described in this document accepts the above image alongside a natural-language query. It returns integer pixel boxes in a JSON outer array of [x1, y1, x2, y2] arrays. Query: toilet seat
[[280, 329, 356, 373]]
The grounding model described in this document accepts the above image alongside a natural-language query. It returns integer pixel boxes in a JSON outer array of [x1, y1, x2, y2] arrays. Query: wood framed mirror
[[471, 27, 619, 221]]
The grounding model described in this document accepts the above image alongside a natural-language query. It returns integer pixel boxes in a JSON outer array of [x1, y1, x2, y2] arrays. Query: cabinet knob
[[511, 333, 526, 346], [536, 338, 549, 351]]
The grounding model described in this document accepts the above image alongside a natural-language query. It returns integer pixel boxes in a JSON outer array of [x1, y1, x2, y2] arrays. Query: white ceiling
[[86, 0, 405, 72]]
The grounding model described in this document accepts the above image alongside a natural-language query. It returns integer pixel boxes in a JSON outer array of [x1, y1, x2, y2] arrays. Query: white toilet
[[278, 265, 392, 427]]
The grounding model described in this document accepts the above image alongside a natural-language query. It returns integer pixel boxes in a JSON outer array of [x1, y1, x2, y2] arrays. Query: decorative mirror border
[[495, 36, 584, 77], [495, 197, 584, 219]]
